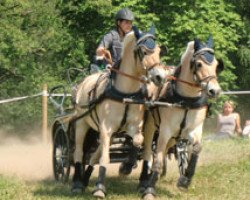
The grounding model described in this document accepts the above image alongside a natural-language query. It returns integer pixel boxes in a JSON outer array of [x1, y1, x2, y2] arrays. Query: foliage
[[0, 0, 248, 133]]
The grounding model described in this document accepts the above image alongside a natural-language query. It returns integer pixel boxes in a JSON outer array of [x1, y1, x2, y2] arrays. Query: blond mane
[[181, 41, 194, 66], [120, 31, 136, 58]]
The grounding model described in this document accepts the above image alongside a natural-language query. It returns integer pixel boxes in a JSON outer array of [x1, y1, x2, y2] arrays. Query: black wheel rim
[[53, 125, 70, 183]]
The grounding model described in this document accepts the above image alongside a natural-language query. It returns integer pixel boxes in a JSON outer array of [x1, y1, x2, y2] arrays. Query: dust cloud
[[0, 130, 53, 181]]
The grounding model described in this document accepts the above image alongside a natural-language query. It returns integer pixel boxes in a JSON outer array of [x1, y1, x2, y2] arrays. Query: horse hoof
[[119, 163, 133, 175], [142, 187, 156, 199], [71, 181, 84, 194], [143, 193, 155, 200], [138, 186, 146, 194], [93, 190, 105, 199], [137, 181, 147, 193], [177, 175, 190, 191]]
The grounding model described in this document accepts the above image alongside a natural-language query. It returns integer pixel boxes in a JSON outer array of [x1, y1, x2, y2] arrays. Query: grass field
[[0, 138, 249, 200]]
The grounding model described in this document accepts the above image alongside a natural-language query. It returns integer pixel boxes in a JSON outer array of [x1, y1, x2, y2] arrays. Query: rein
[[167, 75, 201, 88], [108, 66, 148, 84], [108, 61, 162, 84]]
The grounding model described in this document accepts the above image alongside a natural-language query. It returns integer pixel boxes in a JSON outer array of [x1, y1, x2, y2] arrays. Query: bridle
[[166, 47, 218, 92], [191, 48, 218, 90]]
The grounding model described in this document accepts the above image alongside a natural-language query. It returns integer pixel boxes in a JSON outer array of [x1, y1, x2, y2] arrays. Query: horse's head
[[181, 35, 224, 98], [122, 25, 167, 86]]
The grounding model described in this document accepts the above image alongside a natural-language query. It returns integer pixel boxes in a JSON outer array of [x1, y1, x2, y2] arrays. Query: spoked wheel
[[53, 125, 71, 183]]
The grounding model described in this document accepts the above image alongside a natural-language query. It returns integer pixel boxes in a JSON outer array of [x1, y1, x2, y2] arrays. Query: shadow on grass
[[33, 176, 177, 199]]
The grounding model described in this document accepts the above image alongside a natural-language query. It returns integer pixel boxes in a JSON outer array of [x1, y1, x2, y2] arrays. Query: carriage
[[49, 29, 223, 199], [49, 71, 189, 184]]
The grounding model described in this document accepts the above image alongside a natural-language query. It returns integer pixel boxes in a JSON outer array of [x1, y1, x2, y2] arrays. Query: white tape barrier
[[0, 91, 72, 104], [221, 91, 250, 95], [0, 90, 249, 105], [0, 92, 44, 104]]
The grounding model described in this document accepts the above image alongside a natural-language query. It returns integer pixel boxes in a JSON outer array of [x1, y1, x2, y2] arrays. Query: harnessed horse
[[71, 26, 167, 198], [140, 36, 224, 199]]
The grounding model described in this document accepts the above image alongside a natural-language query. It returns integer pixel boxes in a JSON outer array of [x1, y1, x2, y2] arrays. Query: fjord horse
[[71, 26, 167, 198], [141, 36, 224, 199]]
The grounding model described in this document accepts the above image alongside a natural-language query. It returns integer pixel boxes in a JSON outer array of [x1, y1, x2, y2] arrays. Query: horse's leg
[[72, 119, 89, 193], [119, 117, 144, 175], [82, 146, 101, 188], [119, 142, 140, 175], [138, 113, 157, 193], [161, 138, 177, 177], [161, 154, 168, 177], [177, 127, 203, 190], [92, 131, 111, 199], [177, 141, 202, 190], [143, 127, 171, 200]]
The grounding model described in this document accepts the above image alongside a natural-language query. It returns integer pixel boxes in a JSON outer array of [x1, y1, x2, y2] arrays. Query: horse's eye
[[196, 62, 202, 68]]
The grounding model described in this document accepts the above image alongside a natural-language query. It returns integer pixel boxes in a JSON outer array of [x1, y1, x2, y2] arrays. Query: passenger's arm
[[235, 113, 242, 136]]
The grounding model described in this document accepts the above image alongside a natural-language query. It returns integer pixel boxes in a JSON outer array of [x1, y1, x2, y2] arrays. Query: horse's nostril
[[208, 89, 215, 96], [208, 89, 220, 97], [156, 75, 161, 82]]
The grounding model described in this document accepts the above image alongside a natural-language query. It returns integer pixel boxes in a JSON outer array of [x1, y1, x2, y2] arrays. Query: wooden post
[[42, 84, 48, 143]]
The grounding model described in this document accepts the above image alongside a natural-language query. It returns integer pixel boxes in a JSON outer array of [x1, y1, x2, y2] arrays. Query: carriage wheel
[[53, 125, 71, 183]]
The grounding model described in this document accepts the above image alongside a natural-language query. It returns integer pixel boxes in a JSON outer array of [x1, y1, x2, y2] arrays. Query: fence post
[[42, 84, 48, 143]]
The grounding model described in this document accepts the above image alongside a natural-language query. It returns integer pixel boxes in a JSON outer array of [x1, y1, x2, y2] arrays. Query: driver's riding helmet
[[115, 8, 134, 22]]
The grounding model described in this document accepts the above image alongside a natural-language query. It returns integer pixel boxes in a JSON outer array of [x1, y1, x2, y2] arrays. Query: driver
[[90, 8, 135, 73]]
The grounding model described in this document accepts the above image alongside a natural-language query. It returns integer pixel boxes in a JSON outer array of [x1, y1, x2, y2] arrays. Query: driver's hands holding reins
[[96, 47, 113, 65]]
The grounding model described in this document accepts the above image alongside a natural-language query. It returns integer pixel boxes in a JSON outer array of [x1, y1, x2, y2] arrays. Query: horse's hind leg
[[119, 141, 140, 175], [119, 119, 144, 176], [72, 120, 90, 193]]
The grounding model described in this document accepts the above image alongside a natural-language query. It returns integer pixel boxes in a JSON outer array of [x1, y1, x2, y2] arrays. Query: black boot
[[142, 171, 159, 198], [138, 160, 150, 193], [177, 153, 199, 190], [82, 165, 94, 187], [72, 162, 84, 193], [93, 166, 107, 198]]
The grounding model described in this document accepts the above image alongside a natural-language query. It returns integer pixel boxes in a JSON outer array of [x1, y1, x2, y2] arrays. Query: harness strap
[[90, 106, 100, 132], [117, 104, 129, 133], [174, 109, 188, 141]]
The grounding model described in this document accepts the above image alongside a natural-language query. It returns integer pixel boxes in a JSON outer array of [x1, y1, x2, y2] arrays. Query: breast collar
[[159, 80, 208, 109]]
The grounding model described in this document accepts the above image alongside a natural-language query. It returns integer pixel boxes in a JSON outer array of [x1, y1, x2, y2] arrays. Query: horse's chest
[[99, 101, 143, 125], [160, 107, 206, 134]]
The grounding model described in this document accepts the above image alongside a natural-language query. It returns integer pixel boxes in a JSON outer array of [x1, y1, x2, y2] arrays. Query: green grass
[[1, 139, 250, 200]]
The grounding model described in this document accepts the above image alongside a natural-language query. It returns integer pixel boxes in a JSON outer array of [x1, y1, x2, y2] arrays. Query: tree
[[0, 0, 247, 133], [0, 0, 74, 132]]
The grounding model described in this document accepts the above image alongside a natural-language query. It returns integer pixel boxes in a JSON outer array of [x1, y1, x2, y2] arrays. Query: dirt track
[[0, 132, 52, 181], [0, 130, 181, 181]]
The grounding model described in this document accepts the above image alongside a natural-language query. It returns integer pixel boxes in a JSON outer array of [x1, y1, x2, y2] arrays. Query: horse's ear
[[216, 58, 224, 74], [149, 24, 156, 36], [194, 38, 202, 51], [133, 26, 141, 39], [207, 34, 214, 49], [160, 45, 168, 57]]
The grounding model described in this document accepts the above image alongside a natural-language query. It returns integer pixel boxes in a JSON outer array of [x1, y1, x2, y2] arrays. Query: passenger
[[215, 100, 242, 139]]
